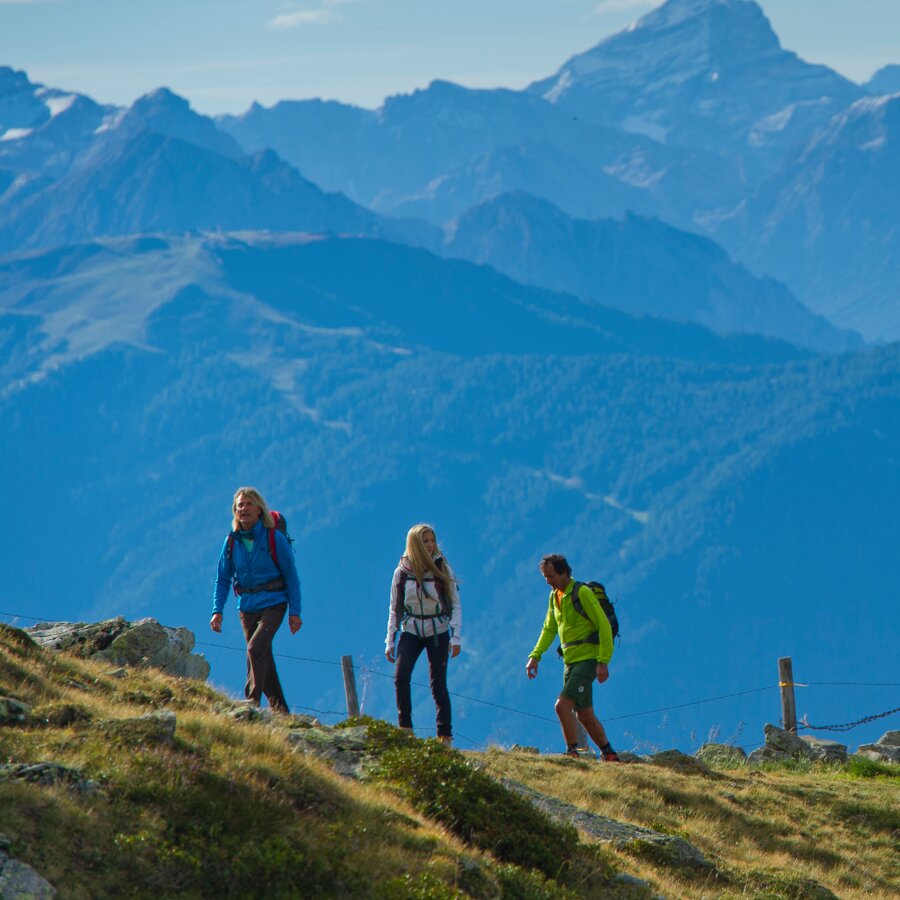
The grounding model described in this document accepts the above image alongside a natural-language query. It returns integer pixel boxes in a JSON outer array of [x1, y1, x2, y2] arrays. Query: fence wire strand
[[2, 610, 897, 736]]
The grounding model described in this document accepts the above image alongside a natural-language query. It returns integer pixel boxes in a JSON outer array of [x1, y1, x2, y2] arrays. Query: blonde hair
[[404, 523, 453, 589], [231, 486, 275, 532]]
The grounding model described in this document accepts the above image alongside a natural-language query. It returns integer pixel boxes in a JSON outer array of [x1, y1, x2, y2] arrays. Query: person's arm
[[273, 530, 302, 621], [444, 560, 462, 655], [385, 568, 404, 662], [578, 584, 614, 665], [211, 537, 234, 632], [525, 598, 558, 676]]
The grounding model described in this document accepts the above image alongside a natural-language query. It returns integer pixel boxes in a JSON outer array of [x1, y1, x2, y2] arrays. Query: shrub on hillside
[[366, 719, 578, 879]]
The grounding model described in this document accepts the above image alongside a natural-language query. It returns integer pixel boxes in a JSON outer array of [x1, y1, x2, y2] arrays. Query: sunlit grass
[[476, 748, 900, 899]]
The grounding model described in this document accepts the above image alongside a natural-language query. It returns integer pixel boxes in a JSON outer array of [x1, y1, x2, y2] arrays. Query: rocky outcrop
[[0, 698, 31, 726], [647, 748, 713, 776], [0, 834, 56, 898], [25, 617, 209, 680], [748, 725, 848, 764], [286, 725, 374, 778], [503, 778, 714, 872], [695, 743, 747, 767], [0, 762, 99, 795], [856, 730, 900, 764]]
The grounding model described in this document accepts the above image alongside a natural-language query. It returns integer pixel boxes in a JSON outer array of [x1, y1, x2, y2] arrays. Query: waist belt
[[234, 577, 286, 596], [561, 631, 599, 650]]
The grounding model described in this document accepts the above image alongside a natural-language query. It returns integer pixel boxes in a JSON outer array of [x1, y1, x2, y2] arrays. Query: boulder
[[856, 743, 900, 764], [286, 725, 374, 778], [648, 749, 712, 775], [799, 735, 847, 762], [695, 743, 747, 767], [0, 762, 99, 795], [0, 833, 56, 898], [762, 723, 815, 759], [503, 778, 714, 872], [0, 698, 31, 726], [747, 747, 793, 765], [26, 617, 209, 680], [876, 730, 900, 747]]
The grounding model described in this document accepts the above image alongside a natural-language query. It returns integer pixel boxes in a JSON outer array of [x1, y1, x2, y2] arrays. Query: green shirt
[[529, 579, 614, 665]]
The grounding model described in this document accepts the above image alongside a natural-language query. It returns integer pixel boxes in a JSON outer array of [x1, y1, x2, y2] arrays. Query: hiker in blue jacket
[[211, 487, 301, 714]]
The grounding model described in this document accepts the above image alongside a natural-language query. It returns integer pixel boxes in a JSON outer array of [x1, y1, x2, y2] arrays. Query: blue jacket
[[212, 519, 301, 618]]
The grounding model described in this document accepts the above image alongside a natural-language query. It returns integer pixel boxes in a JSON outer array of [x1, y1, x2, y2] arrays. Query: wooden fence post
[[342, 654, 360, 719], [778, 656, 797, 733]]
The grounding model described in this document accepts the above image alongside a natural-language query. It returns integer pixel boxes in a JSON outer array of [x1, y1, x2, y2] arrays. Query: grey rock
[[0, 762, 99, 795], [0, 858, 57, 899], [763, 723, 815, 759], [25, 617, 209, 680], [509, 744, 540, 754], [616, 751, 643, 763], [695, 743, 747, 767], [613, 872, 652, 889], [856, 744, 900, 764], [286, 725, 375, 779], [503, 778, 713, 871], [747, 747, 793, 765], [648, 749, 712, 775], [799, 735, 847, 762], [0, 698, 31, 726], [877, 730, 900, 747]]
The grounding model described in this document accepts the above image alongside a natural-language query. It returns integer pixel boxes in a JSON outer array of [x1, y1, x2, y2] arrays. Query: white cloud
[[270, 9, 331, 29], [269, 0, 366, 30]]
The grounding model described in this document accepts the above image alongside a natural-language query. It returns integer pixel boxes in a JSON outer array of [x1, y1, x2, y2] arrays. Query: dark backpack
[[226, 510, 293, 596], [557, 580, 619, 657], [572, 581, 619, 640]]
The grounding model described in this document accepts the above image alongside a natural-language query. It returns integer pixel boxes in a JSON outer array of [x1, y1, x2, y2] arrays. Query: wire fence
[[2, 609, 898, 749]]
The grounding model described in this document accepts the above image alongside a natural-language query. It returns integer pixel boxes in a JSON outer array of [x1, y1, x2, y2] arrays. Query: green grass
[[1, 624, 897, 899]]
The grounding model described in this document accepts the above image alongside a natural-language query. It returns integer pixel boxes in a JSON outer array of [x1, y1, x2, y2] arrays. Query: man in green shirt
[[525, 553, 619, 761]]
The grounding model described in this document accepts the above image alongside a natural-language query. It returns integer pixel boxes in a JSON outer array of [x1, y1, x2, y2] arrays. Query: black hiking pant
[[394, 630, 452, 738]]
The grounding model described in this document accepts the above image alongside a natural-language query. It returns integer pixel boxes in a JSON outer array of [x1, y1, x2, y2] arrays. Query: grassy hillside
[[0, 624, 897, 899]]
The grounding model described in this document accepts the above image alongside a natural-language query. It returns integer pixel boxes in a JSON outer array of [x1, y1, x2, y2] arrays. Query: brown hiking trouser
[[239, 601, 289, 713]]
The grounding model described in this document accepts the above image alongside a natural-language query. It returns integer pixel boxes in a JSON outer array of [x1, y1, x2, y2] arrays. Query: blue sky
[[1, 0, 898, 115]]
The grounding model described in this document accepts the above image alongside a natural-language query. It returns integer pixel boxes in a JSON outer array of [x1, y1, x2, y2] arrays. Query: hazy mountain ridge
[[710, 92, 900, 340], [443, 191, 861, 352]]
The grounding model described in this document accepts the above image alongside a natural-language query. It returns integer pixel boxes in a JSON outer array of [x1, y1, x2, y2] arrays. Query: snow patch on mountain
[[0, 128, 32, 142], [43, 94, 77, 118]]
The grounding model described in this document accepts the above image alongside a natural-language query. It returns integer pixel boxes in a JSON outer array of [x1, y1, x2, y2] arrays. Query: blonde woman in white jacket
[[385, 523, 461, 743]]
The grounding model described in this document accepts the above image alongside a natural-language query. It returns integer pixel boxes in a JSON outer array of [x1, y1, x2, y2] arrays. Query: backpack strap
[[268, 527, 278, 569], [561, 581, 600, 650]]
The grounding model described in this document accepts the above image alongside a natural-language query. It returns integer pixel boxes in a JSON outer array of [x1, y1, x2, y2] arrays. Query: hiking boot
[[437, 735, 452, 746], [602, 751, 621, 762], [564, 748, 580, 759]]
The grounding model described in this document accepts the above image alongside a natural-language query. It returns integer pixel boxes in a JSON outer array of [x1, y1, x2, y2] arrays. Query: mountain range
[[3, 232, 898, 752], [1, 0, 898, 751]]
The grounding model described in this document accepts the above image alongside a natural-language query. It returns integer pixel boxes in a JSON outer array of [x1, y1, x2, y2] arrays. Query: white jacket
[[385, 555, 462, 649]]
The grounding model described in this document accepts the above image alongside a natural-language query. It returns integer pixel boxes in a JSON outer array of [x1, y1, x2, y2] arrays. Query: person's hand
[[385, 648, 395, 663], [210, 613, 222, 633], [288, 615, 302, 634], [450, 644, 461, 659], [526, 657, 539, 679], [596, 662, 609, 684]]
